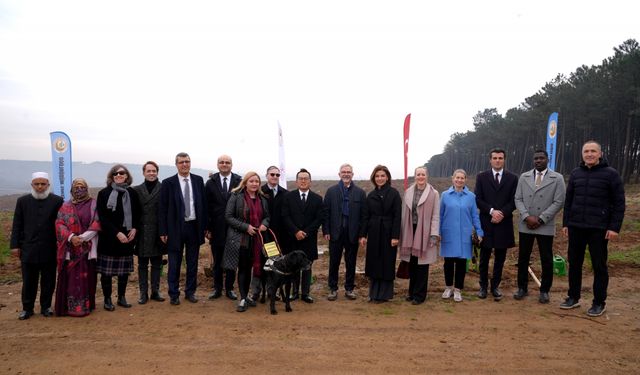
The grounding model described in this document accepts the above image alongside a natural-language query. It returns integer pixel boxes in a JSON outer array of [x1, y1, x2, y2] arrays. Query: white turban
[[31, 172, 49, 181]]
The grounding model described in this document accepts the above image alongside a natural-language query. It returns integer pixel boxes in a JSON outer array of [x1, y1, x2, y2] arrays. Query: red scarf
[[244, 191, 264, 276]]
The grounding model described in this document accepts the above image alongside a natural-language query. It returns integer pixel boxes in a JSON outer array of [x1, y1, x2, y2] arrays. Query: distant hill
[[0, 160, 211, 195]]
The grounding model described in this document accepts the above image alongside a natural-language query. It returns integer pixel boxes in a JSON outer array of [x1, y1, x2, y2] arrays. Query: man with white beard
[[10, 172, 63, 320]]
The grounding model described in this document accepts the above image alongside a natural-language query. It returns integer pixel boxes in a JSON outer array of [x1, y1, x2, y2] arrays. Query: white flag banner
[[278, 121, 287, 187]]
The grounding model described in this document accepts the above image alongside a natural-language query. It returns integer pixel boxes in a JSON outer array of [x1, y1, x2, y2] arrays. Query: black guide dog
[[263, 250, 311, 315]]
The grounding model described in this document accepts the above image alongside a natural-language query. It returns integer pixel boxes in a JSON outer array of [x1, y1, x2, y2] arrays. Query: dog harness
[[263, 256, 291, 275]]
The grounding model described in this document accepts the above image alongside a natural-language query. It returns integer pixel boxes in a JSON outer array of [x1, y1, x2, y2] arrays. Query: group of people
[[10, 140, 625, 319]]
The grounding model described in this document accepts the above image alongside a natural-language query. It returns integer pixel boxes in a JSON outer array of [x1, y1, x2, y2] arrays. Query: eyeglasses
[[177, 160, 190, 165], [297, 177, 310, 181], [112, 171, 127, 176], [269, 173, 281, 177], [218, 161, 231, 165]]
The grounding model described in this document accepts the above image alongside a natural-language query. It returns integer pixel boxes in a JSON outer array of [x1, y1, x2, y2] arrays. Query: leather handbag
[[396, 260, 410, 279]]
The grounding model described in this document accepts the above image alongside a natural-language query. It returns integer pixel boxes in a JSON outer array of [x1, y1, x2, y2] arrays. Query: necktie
[[301, 192, 306, 204], [183, 178, 191, 219], [272, 188, 277, 197], [495, 172, 500, 184], [222, 177, 228, 198], [535, 171, 542, 188]]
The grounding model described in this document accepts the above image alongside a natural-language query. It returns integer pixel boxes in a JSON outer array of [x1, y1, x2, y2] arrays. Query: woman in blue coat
[[439, 169, 483, 302]]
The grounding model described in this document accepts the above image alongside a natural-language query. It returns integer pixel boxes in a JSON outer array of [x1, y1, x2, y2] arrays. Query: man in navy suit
[[281, 168, 325, 303], [475, 148, 518, 301], [205, 154, 242, 300], [159, 152, 208, 305]]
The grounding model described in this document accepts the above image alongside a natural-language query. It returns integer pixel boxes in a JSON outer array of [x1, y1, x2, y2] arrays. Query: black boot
[[101, 275, 115, 311], [104, 297, 115, 311], [117, 275, 132, 308]]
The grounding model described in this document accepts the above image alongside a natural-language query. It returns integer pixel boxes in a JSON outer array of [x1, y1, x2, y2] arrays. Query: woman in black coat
[[359, 165, 402, 303], [96, 164, 141, 311]]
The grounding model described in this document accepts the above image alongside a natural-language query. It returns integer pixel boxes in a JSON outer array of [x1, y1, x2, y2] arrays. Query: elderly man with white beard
[[10, 172, 63, 320]]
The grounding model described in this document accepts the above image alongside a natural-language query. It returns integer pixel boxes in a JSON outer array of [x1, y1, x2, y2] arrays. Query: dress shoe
[[477, 288, 488, 299], [301, 295, 314, 303], [117, 296, 132, 308], [41, 307, 54, 317], [559, 297, 580, 310], [587, 304, 606, 317], [225, 290, 238, 300], [186, 294, 199, 303], [405, 295, 414, 302], [208, 289, 222, 300], [170, 297, 180, 305], [150, 291, 165, 302], [18, 310, 34, 320], [104, 298, 115, 311], [513, 288, 528, 300], [491, 288, 503, 301], [289, 293, 300, 301], [539, 292, 550, 304], [411, 299, 424, 305], [138, 293, 149, 305], [246, 297, 257, 307]]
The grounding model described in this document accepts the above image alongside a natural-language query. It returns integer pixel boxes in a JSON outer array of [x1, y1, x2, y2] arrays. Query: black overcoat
[[133, 181, 166, 257], [97, 186, 141, 257], [359, 184, 401, 281], [10, 194, 63, 263]]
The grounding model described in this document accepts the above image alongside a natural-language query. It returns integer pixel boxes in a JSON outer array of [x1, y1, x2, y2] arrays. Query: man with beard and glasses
[[11, 172, 63, 320]]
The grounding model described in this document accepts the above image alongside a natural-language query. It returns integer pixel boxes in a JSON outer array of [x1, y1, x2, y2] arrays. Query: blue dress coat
[[439, 186, 483, 259]]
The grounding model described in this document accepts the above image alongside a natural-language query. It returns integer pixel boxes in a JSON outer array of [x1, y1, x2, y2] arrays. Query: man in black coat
[[205, 154, 241, 300], [475, 148, 518, 301], [561, 140, 625, 317], [281, 168, 325, 303], [322, 163, 366, 301], [158, 153, 208, 305], [249, 166, 288, 301], [10, 172, 63, 320]]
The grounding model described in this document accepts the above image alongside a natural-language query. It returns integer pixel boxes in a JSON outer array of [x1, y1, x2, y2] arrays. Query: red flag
[[403, 113, 411, 190]]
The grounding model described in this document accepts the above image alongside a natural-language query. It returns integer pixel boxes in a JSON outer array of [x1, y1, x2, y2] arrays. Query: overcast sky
[[0, 0, 638, 180]]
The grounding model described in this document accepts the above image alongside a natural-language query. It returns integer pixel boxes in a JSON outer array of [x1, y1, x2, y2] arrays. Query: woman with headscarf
[[222, 171, 270, 312], [359, 165, 402, 303], [96, 164, 141, 311], [54, 178, 101, 317], [399, 166, 440, 305]]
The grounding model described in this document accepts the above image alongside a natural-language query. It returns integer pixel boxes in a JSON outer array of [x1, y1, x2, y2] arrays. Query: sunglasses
[[269, 173, 281, 177], [112, 171, 127, 176]]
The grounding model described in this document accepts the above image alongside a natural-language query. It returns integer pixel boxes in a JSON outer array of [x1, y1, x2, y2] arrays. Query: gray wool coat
[[514, 169, 566, 236], [134, 182, 166, 257]]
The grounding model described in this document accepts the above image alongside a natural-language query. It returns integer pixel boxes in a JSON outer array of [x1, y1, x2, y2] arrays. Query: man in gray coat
[[514, 150, 565, 303]]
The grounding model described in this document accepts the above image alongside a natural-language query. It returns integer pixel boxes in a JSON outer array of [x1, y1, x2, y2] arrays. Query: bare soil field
[[1, 181, 639, 374]]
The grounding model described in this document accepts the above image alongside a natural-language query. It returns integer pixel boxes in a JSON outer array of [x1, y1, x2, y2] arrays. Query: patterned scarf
[[107, 182, 132, 230]]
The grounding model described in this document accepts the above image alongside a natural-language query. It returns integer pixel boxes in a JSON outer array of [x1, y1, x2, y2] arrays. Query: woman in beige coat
[[399, 166, 440, 304]]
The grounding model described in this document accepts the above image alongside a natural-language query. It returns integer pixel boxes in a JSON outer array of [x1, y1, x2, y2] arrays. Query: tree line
[[427, 39, 640, 183]]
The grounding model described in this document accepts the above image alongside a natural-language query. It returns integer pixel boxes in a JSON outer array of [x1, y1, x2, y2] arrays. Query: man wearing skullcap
[[11, 172, 63, 320]]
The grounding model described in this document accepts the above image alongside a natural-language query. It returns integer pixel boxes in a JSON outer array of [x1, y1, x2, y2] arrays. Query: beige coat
[[399, 183, 440, 265]]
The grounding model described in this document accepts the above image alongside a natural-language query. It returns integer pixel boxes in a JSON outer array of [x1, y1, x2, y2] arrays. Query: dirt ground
[[1, 240, 639, 375]]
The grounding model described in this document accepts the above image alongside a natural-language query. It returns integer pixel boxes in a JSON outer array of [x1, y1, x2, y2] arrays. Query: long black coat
[[158, 173, 208, 252], [10, 194, 63, 263], [281, 189, 325, 260], [133, 181, 166, 257], [359, 184, 401, 281], [205, 172, 241, 246], [474, 169, 518, 249], [261, 183, 289, 248], [97, 186, 141, 257]]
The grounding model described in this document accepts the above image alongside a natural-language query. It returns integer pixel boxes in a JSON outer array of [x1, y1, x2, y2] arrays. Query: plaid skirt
[[96, 254, 134, 276]]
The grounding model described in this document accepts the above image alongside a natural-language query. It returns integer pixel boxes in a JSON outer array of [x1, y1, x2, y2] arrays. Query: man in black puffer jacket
[[560, 140, 625, 317]]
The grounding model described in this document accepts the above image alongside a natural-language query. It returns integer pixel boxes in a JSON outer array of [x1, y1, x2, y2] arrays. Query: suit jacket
[[281, 189, 325, 260], [205, 172, 241, 245], [158, 173, 208, 252], [515, 169, 566, 236], [322, 181, 366, 244], [475, 169, 518, 249]]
